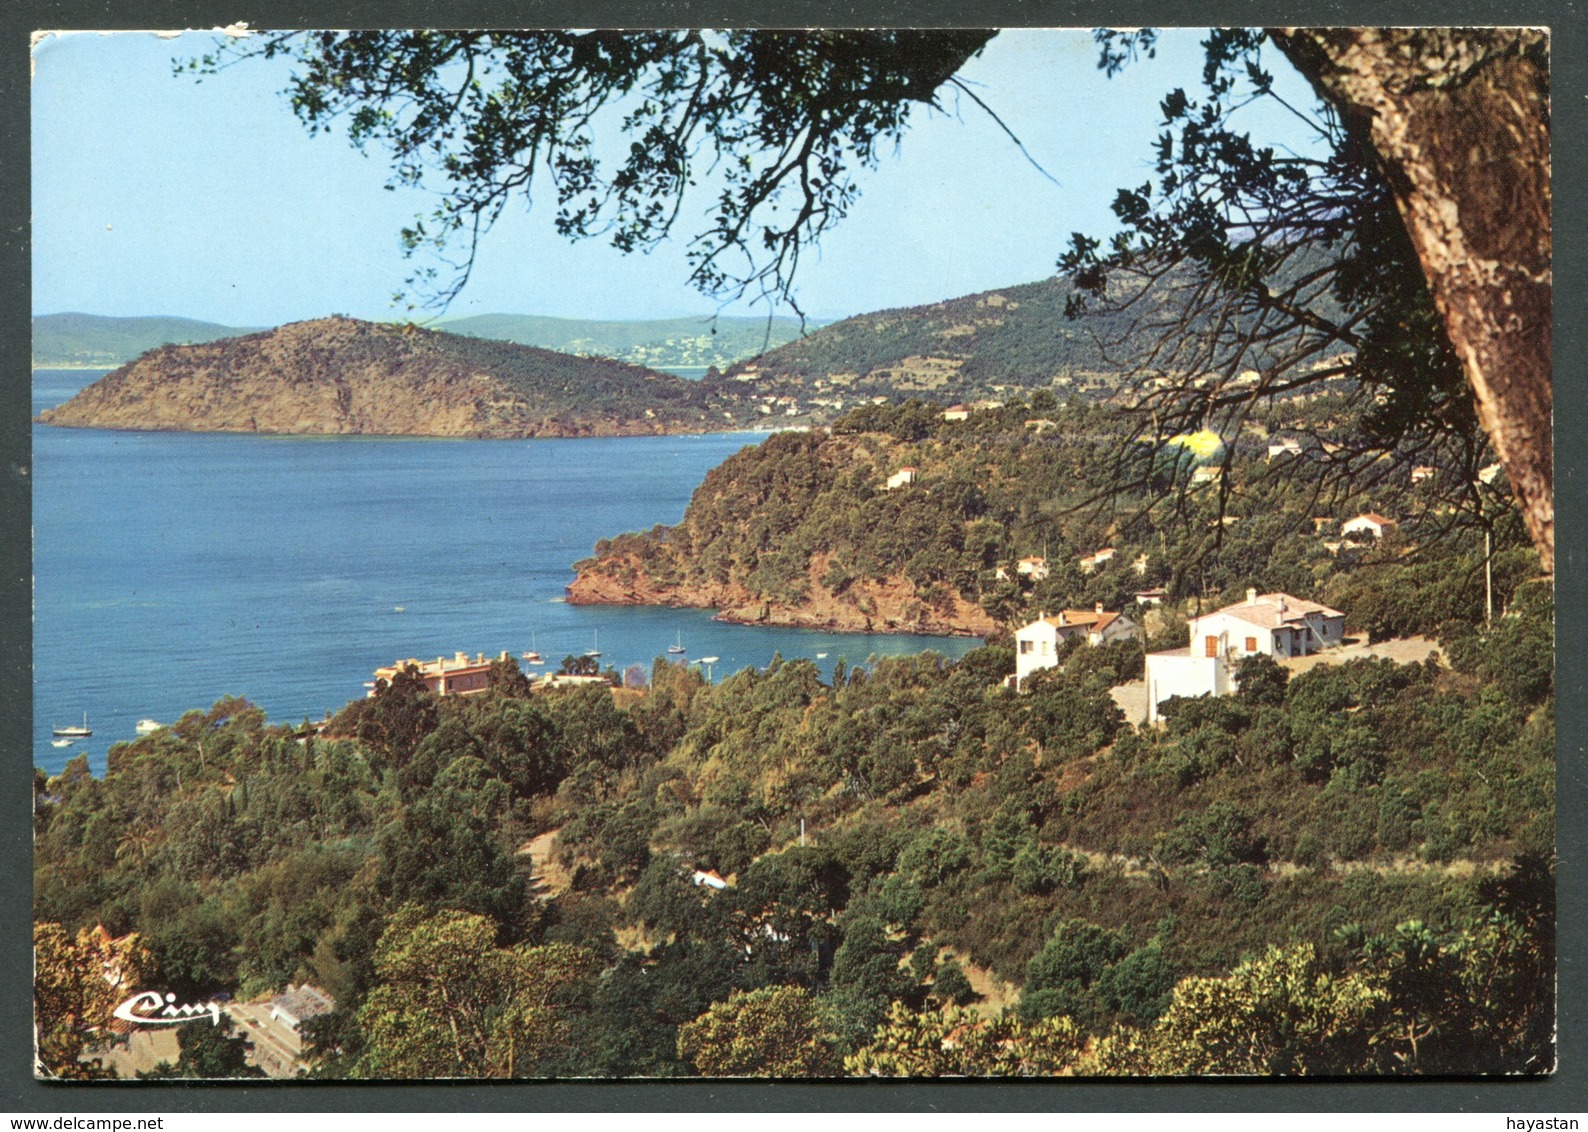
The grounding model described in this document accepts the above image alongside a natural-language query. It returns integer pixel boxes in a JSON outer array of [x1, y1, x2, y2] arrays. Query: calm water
[[33, 370, 977, 775]]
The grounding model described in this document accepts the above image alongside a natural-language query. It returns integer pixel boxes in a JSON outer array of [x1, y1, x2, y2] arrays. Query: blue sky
[[31, 28, 1328, 326]]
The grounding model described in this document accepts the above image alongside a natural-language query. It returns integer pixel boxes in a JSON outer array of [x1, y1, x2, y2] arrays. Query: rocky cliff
[[37, 316, 744, 437], [565, 426, 1010, 637], [568, 548, 999, 637]]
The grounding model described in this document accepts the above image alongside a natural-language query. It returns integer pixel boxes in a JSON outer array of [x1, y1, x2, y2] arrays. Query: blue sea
[[33, 369, 978, 775]]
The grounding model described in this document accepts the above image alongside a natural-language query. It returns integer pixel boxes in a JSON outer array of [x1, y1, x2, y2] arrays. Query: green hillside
[[438, 312, 818, 373], [32, 313, 265, 368], [715, 277, 1126, 400]]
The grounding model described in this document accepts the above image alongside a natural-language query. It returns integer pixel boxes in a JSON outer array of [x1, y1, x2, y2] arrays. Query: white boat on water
[[584, 630, 602, 658], [52, 713, 91, 738], [50, 738, 72, 748], [522, 632, 545, 665], [668, 631, 686, 655], [135, 719, 163, 735]]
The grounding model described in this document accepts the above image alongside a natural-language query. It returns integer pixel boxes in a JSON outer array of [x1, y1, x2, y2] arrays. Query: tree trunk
[[1269, 27, 1553, 573]]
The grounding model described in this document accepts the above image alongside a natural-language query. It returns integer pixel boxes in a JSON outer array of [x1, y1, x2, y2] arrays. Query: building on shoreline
[[368, 651, 514, 697]]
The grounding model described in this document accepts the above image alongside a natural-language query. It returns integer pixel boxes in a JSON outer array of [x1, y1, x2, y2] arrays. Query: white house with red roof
[[1342, 512, 1398, 541], [1014, 606, 1143, 689], [1142, 589, 1345, 722]]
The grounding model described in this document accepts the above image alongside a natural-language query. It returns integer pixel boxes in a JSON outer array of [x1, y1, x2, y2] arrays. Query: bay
[[32, 369, 978, 775]]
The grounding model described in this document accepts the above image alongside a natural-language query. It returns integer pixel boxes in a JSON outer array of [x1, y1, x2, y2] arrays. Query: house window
[[1245, 636, 1257, 653], [1019, 640, 1033, 654], [1205, 635, 1219, 658]]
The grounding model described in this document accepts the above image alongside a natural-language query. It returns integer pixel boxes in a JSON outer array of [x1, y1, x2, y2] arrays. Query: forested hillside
[[35, 386, 1553, 1079], [572, 396, 1536, 643], [709, 277, 1157, 402], [35, 578, 1553, 1077]]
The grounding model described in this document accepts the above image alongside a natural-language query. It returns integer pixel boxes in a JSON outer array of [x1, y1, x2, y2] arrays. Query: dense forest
[[34, 578, 1553, 1077], [36, 397, 1552, 1078]]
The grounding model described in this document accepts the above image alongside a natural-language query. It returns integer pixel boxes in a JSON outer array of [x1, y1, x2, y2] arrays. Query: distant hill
[[437, 312, 818, 373], [713, 277, 1143, 402], [32, 313, 266, 368], [37, 316, 761, 438]]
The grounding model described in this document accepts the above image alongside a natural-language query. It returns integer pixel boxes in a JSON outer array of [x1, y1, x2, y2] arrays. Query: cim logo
[[111, 990, 222, 1027]]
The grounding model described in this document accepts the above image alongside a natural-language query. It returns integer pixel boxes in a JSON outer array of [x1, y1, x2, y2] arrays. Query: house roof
[[1027, 609, 1125, 634], [1208, 592, 1344, 630], [1348, 512, 1397, 527], [269, 984, 335, 1028]]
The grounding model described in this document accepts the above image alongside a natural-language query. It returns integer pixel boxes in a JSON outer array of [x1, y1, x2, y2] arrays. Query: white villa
[[1142, 589, 1345, 723], [885, 466, 919, 490], [1014, 607, 1143, 689], [1078, 547, 1116, 573], [1342, 512, 1398, 541], [998, 556, 1051, 582]]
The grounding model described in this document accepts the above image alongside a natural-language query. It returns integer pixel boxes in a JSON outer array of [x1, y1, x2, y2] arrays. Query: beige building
[[369, 650, 515, 697]]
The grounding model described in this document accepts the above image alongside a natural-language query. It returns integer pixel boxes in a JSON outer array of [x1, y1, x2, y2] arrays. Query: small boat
[[816, 653, 828, 659], [50, 738, 72, 748], [668, 631, 686, 655], [135, 719, 162, 735], [584, 631, 602, 659], [393, 605, 406, 613], [522, 633, 545, 665], [695, 656, 720, 665], [53, 714, 91, 738]]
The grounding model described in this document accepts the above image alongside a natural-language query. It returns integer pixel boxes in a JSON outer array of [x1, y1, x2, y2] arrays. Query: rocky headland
[[37, 316, 745, 438]]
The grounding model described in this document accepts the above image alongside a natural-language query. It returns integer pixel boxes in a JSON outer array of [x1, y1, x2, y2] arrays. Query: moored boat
[[522, 632, 545, 665], [135, 719, 162, 735], [53, 713, 91, 738], [668, 631, 686, 655]]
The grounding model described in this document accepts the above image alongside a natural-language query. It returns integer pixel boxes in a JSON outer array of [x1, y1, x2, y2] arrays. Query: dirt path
[[518, 827, 570, 897]]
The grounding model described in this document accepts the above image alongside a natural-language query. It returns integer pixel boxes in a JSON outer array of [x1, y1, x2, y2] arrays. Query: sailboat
[[521, 632, 545, 665], [53, 713, 91, 738], [584, 630, 602, 659], [668, 631, 686, 655]]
